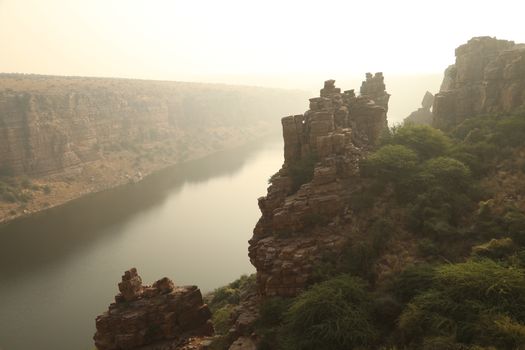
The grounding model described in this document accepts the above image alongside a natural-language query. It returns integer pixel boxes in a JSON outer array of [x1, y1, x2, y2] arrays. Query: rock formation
[[404, 91, 434, 125], [94, 268, 213, 350], [433, 36, 525, 129], [249, 75, 389, 297]]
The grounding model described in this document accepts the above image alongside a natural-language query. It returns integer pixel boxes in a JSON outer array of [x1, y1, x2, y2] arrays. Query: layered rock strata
[[249, 75, 389, 297], [0, 74, 306, 177], [433, 36, 525, 129], [94, 268, 213, 350], [0, 74, 308, 223]]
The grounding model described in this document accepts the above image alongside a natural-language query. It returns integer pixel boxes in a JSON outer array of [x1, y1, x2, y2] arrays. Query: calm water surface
[[0, 137, 283, 350]]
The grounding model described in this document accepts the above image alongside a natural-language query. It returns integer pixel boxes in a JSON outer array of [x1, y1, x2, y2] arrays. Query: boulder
[[94, 269, 213, 350]]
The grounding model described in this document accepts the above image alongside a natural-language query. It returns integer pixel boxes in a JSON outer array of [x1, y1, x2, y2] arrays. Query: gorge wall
[[248, 74, 390, 297], [0, 74, 307, 176], [433, 36, 525, 129], [0, 74, 308, 222]]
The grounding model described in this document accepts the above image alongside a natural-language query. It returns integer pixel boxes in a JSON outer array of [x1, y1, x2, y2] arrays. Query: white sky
[[0, 0, 524, 88]]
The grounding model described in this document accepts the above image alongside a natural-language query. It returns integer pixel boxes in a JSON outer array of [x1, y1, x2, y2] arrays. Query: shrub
[[391, 124, 451, 159], [361, 144, 418, 181], [208, 274, 255, 312], [420, 157, 471, 192], [258, 297, 293, 327], [504, 210, 525, 246], [435, 260, 525, 316], [399, 260, 525, 347], [407, 186, 472, 238], [487, 314, 525, 348], [471, 238, 515, 259], [492, 114, 525, 148], [390, 264, 436, 303], [212, 304, 235, 334], [283, 275, 377, 349]]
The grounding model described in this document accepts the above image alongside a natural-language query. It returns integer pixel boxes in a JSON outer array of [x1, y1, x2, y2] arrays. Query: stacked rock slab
[[433, 36, 525, 129], [249, 75, 389, 297], [94, 268, 213, 350], [404, 91, 434, 125]]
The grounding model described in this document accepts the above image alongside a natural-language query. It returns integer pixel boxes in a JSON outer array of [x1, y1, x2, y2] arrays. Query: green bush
[[407, 186, 472, 239], [392, 124, 451, 160], [435, 260, 525, 315], [208, 274, 255, 312], [399, 260, 525, 347], [390, 264, 436, 303], [420, 157, 471, 192], [282, 275, 377, 350], [504, 210, 525, 246], [471, 238, 515, 259], [211, 304, 234, 334], [258, 297, 293, 327], [361, 144, 418, 181]]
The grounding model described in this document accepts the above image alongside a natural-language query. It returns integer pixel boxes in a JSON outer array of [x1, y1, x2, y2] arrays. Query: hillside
[[92, 36, 525, 350], [0, 74, 308, 223], [212, 37, 525, 350]]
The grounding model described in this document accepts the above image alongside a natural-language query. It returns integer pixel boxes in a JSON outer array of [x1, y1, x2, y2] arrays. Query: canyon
[[0, 74, 308, 223], [93, 36, 525, 349]]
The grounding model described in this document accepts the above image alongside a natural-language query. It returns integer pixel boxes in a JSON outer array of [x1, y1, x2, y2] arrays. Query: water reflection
[[0, 136, 283, 350]]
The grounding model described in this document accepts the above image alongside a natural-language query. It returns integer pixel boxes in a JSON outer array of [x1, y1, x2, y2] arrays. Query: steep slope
[[249, 74, 390, 297], [238, 37, 525, 350]]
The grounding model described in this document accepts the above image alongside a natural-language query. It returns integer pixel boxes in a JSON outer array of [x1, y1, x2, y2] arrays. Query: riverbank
[[0, 123, 279, 226]]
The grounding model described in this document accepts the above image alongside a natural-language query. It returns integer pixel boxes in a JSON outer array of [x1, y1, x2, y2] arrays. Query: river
[[0, 137, 283, 350]]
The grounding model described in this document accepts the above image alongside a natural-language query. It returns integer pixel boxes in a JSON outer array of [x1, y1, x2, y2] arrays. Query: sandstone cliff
[[433, 36, 525, 129], [0, 74, 308, 222], [248, 75, 389, 297], [94, 268, 214, 350]]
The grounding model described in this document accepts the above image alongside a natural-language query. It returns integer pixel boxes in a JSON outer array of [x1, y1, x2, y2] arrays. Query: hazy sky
[[1, 0, 524, 88]]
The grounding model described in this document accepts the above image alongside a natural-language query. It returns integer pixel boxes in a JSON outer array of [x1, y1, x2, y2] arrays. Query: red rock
[[434, 36, 525, 129], [94, 269, 213, 350]]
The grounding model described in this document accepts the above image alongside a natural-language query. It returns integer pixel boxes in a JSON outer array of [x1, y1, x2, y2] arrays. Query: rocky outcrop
[[249, 75, 389, 297], [94, 268, 213, 350], [433, 37, 525, 129], [404, 91, 434, 125]]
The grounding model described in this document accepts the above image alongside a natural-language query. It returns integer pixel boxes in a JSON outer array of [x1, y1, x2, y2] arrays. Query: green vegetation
[[0, 176, 52, 204], [282, 275, 376, 350], [244, 112, 525, 350], [398, 260, 525, 349], [207, 274, 256, 335]]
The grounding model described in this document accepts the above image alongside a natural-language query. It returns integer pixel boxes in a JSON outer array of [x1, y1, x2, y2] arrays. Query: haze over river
[[0, 137, 283, 350]]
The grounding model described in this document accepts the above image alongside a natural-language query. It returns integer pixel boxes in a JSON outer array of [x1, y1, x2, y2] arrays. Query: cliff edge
[[248, 74, 390, 297]]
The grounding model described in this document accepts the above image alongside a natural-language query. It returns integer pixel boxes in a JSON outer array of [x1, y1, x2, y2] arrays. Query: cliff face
[[0, 74, 308, 223], [0, 74, 307, 177], [248, 75, 389, 297], [433, 37, 525, 129], [94, 268, 213, 350]]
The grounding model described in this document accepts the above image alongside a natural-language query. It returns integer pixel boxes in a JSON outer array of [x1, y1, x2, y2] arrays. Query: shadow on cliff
[[0, 136, 281, 280]]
